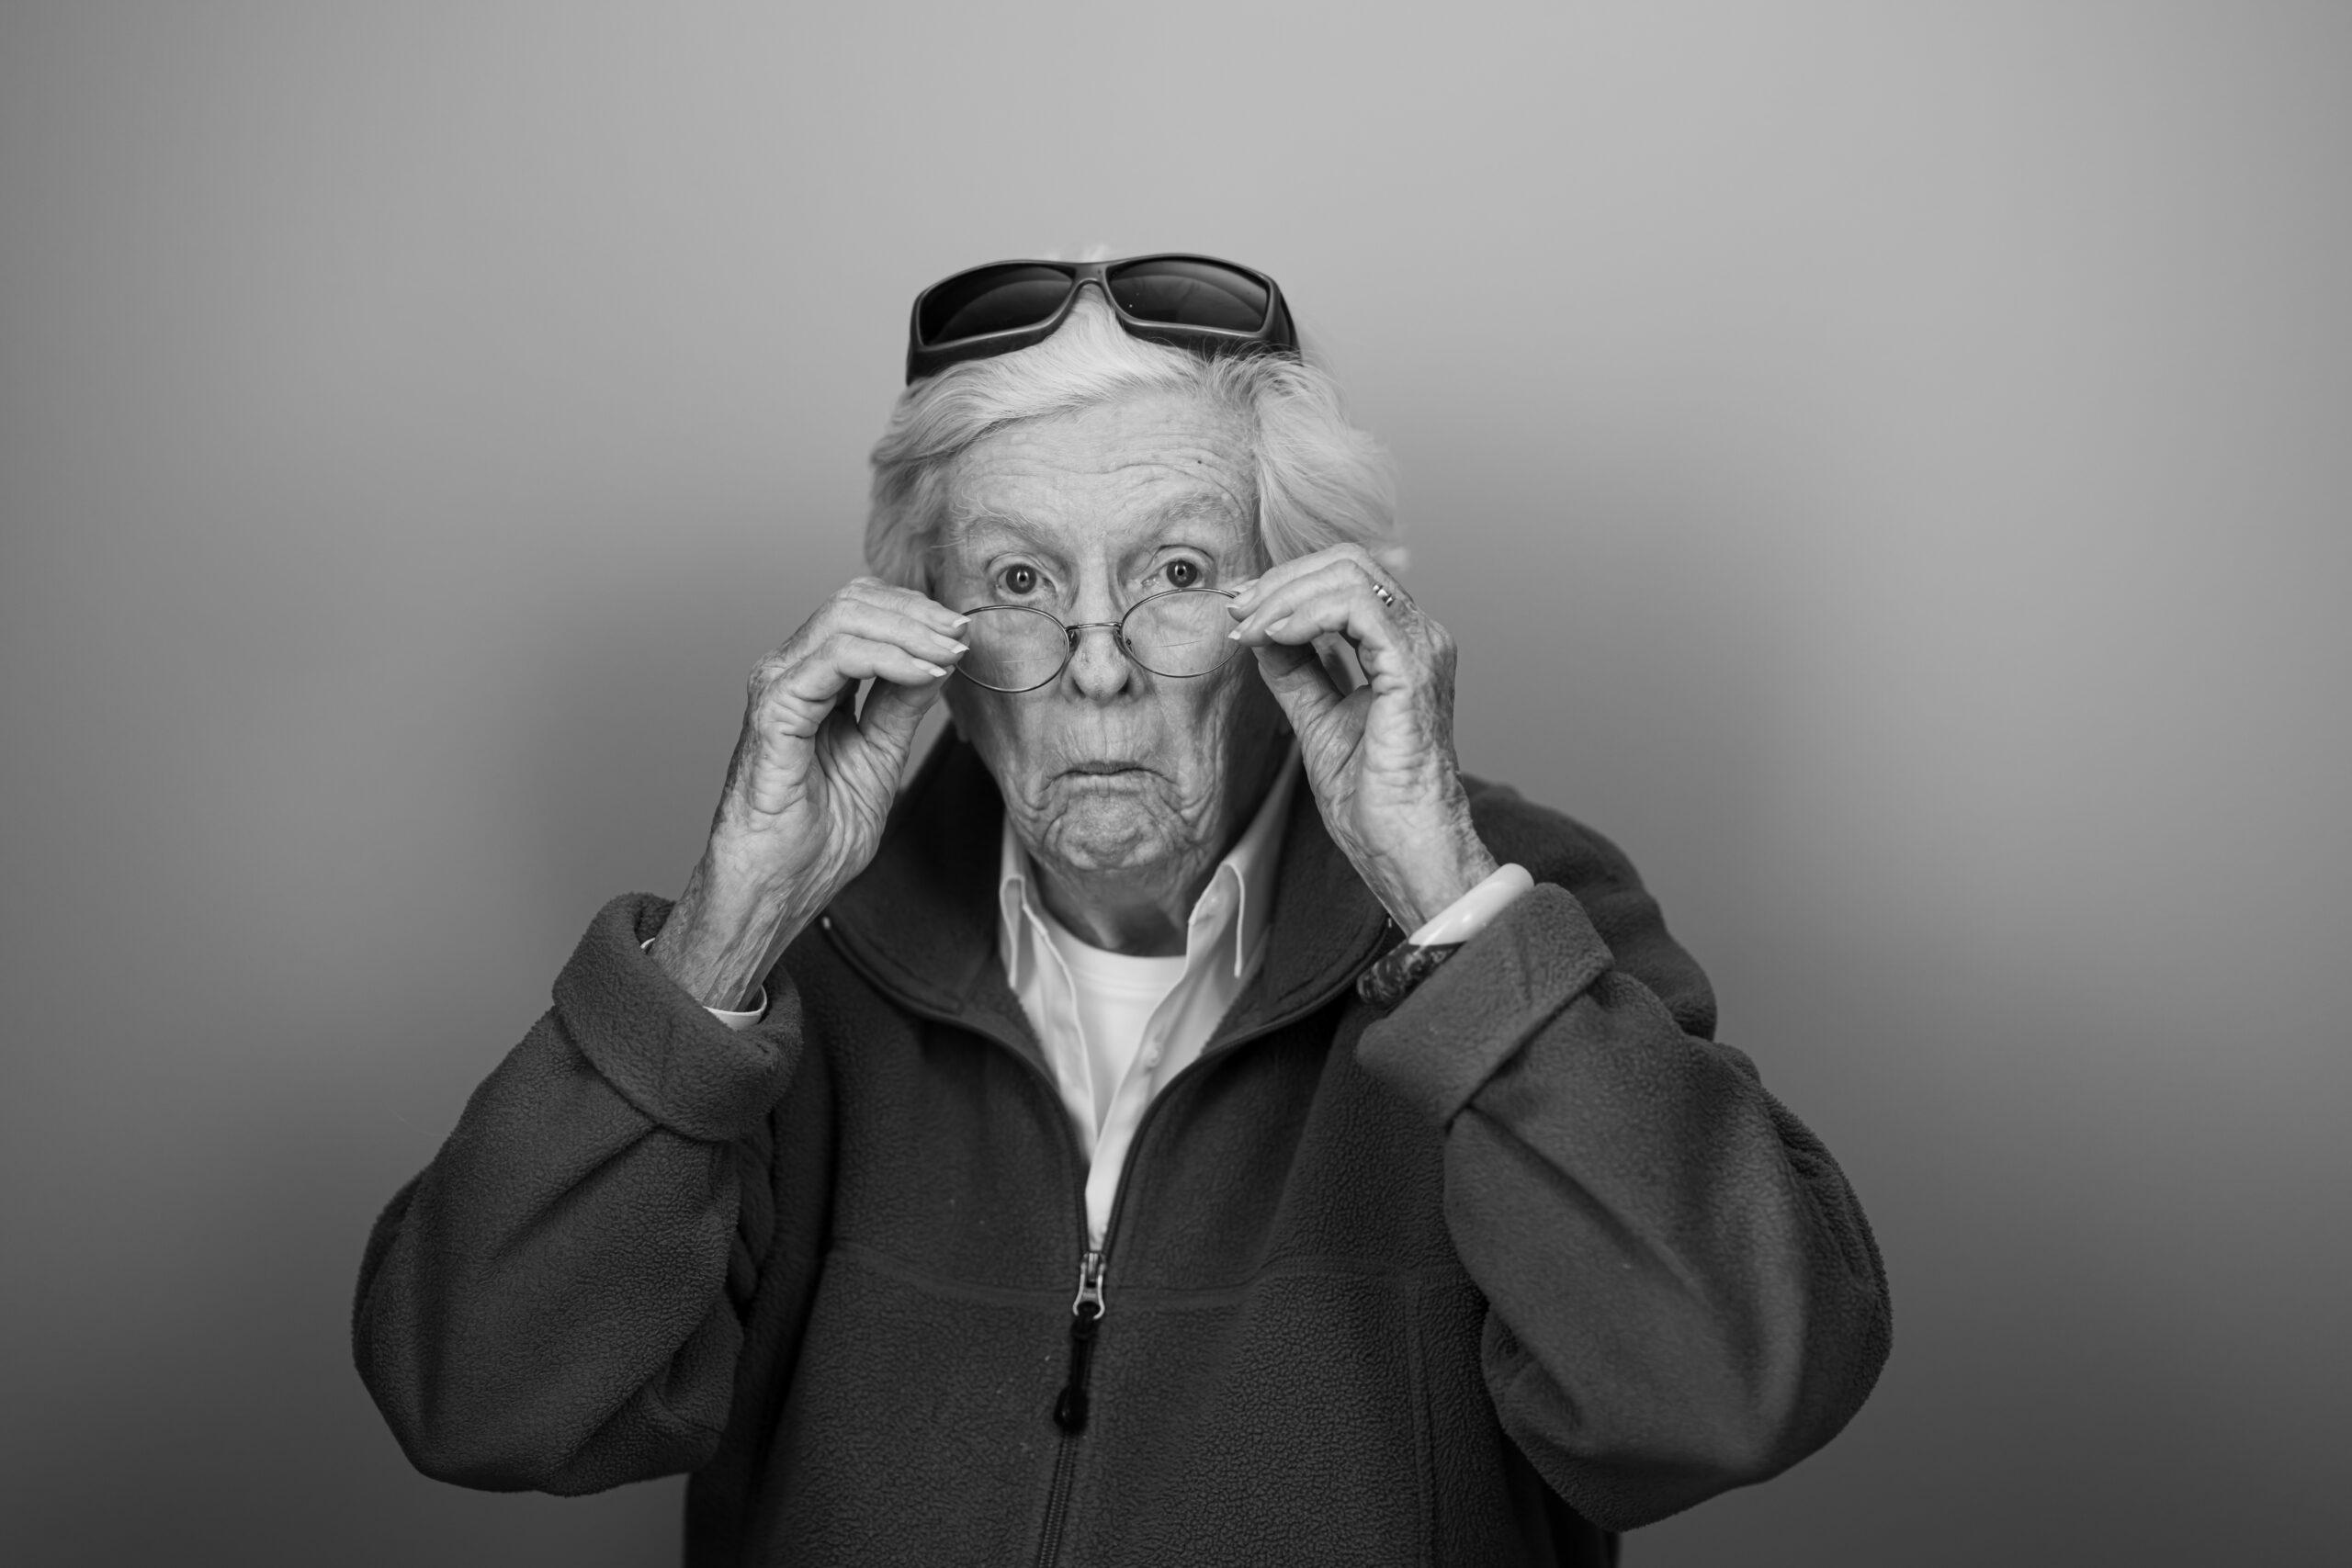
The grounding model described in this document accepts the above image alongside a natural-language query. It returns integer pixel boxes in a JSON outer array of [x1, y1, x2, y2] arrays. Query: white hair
[[865, 281, 1401, 592]]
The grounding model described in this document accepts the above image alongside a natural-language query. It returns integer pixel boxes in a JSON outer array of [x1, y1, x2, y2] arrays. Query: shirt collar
[[998, 744, 1301, 989]]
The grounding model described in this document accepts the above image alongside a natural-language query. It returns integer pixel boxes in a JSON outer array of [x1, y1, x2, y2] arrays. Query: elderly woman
[[356, 254, 1889, 1565]]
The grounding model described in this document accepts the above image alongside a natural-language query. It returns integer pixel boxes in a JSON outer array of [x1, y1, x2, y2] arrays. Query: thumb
[[856, 672, 948, 768], [1250, 639, 1344, 733]]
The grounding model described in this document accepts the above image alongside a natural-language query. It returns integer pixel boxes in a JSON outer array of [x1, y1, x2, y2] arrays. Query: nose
[[1062, 617, 1134, 701]]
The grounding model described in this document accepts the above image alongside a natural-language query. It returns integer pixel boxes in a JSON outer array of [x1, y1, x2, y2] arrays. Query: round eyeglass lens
[[959, 605, 1070, 691], [1104, 259, 1269, 333], [1123, 590, 1239, 678], [919, 265, 1075, 345]]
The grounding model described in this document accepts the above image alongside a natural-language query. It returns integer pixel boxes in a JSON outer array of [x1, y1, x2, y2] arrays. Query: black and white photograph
[[2, 4, 2345, 1564]]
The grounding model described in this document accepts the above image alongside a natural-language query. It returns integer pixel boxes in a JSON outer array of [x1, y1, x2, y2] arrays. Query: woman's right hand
[[650, 578, 969, 1010]]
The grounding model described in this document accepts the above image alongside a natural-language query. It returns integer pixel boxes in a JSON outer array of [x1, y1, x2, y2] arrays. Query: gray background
[[4, 3, 2346, 1564]]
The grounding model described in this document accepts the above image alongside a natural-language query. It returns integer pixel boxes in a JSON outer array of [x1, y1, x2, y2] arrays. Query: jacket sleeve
[[1354, 811, 1891, 1531], [352, 893, 806, 1495]]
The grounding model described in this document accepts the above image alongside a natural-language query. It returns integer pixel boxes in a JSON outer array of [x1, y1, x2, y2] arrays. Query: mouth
[[1063, 761, 1151, 779]]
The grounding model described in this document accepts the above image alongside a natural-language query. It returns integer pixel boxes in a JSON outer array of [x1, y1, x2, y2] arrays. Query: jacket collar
[[823, 735, 1391, 1079]]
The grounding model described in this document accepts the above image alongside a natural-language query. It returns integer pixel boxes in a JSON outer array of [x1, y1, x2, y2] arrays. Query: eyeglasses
[[906, 254, 1297, 382], [955, 588, 1242, 693]]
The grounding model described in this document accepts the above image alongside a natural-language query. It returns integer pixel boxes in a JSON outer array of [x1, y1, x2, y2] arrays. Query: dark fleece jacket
[[354, 738, 1890, 1566]]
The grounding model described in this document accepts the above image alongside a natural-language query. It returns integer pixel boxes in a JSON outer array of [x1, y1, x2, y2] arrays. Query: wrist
[[1407, 861, 1533, 944], [1374, 807, 1497, 932], [702, 820, 840, 909], [652, 859, 818, 1011], [1359, 862, 1533, 1010]]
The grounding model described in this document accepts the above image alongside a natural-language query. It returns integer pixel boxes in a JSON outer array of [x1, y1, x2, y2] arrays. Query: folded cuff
[[1355, 884, 1612, 1126], [552, 893, 801, 1143]]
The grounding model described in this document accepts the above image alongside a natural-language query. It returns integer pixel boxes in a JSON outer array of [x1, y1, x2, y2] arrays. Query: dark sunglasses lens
[[1104, 259, 1270, 333], [918, 265, 1074, 346]]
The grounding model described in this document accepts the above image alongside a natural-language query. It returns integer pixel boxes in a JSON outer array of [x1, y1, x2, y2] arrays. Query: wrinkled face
[[936, 389, 1288, 881]]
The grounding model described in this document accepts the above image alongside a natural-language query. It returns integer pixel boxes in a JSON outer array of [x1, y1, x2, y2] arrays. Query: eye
[[1164, 558, 1203, 590], [997, 563, 1040, 597]]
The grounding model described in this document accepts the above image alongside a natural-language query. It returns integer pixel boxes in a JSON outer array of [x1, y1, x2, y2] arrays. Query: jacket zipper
[[820, 914, 1374, 1568], [1033, 1247, 1106, 1568], [1054, 1247, 1107, 1433]]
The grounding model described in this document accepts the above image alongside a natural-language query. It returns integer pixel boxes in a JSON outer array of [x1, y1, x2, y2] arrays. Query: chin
[[1035, 790, 1183, 874]]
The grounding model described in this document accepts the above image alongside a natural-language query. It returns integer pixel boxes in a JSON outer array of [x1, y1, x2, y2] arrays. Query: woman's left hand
[[1228, 545, 1498, 931]]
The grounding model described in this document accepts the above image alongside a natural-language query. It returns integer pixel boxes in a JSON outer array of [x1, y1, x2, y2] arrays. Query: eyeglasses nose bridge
[[1059, 617, 1134, 661]]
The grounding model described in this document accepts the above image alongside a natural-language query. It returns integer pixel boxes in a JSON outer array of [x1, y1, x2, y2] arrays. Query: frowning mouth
[[1063, 761, 1150, 777]]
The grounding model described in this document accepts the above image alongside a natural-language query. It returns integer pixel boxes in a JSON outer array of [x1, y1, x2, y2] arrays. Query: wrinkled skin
[[935, 390, 1291, 952], [651, 386, 1490, 1006], [1227, 539, 1495, 945]]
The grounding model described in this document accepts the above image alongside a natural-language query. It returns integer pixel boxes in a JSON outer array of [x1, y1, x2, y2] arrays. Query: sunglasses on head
[[905, 254, 1297, 382]]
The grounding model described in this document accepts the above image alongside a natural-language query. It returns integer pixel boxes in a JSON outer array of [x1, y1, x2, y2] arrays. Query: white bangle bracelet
[[1407, 863, 1534, 947]]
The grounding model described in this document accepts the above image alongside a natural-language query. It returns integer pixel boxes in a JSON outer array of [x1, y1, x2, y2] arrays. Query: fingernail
[[949, 615, 970, 630], [922, 662, 951, 677], [1227, 626, 1245, 641]]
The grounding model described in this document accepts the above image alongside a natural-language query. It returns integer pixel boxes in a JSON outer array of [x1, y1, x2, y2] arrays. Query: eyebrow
[[943, 492, 1247, 556], [943, 509, 1069, 558]]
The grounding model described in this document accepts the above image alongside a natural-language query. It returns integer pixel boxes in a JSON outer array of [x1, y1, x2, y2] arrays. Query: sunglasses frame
[[906, 254, 1297, 383]]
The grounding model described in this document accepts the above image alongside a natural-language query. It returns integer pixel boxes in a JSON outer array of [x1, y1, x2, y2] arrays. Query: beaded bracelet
[[1353, 863, 1535, 1010], [1356, 939, 1465, 1010]]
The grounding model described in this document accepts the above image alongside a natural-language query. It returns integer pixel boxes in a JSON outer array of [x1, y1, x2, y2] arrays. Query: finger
[[809, 597, 972, 666], [1226, 544, 1388, 616], [1230, 556, 1401, 629], [1227, 561, 1404, 660], [770, 633, 955, 728], [837, 576, 972, 637]]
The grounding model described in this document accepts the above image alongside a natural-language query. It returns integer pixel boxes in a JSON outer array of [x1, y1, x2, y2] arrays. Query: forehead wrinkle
[[942, 504, 1073, 561], [942, 490, 1251, 565], [1138, 489, 1249, 530], [940, 394, 1263, 567]]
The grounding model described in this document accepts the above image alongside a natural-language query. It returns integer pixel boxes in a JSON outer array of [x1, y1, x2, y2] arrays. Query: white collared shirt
[[998, 755, 1300, 1247]]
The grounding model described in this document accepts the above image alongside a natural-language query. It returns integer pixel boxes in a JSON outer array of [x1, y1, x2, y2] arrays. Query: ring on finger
[[1369, 581, 1397, 609]]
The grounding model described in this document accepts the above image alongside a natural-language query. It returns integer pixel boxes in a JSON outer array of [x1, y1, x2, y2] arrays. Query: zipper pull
[[1052, 1249, 1106, 1434], [1072, 1248, 1106, 1318]]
